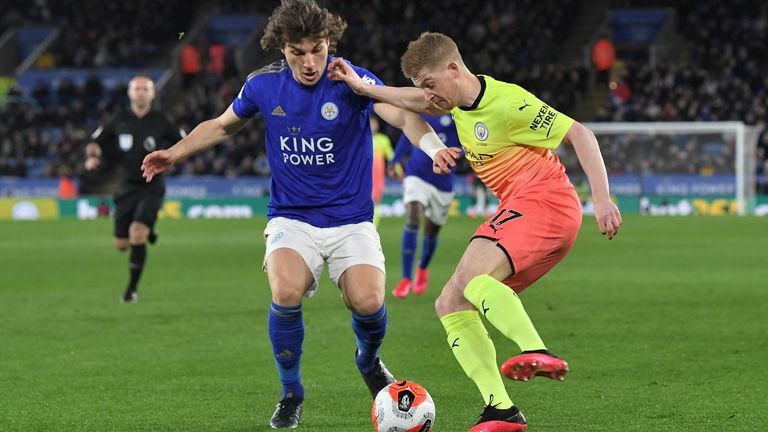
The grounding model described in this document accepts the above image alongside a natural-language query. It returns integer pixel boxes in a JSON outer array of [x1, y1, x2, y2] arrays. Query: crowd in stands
[[2, 0, 767, 192], [170, 0, 588, 177]]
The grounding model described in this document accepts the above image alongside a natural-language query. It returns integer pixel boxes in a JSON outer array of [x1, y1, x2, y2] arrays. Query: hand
[[327, 57, 366, 94], [432, 147, 462, 175], [141, 150, 174, 182], [84, 156, 100, 171], [593, 198, 622, 240], [387, 162, 404, 180]]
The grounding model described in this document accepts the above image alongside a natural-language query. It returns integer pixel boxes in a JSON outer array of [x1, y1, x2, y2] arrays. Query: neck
[[458, 71, 481, 107], [131, 104, 150, 117]]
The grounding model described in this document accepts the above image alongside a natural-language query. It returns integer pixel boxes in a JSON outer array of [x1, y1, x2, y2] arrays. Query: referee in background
[[84, 75, 186, 303]]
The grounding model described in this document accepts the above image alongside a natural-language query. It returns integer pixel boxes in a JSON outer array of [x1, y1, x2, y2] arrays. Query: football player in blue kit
[[140, 0, 461, 429], [389, 114, 462, 299]]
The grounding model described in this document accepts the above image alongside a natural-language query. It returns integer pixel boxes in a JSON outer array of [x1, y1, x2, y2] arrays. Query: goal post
[[559, 122, 759, 216]]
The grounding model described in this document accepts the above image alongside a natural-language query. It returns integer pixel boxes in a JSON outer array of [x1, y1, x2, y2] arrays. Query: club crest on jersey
[[474, 122, 489, 141], [440, 115, 452, 127], [143, 136, 156, 151], [119, 134, 133, 151], [321, 102, 339, 120]]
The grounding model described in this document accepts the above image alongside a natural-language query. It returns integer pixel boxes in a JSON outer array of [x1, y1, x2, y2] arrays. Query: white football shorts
[[403, 175, 455, 226], [263, 217, 386, 296]]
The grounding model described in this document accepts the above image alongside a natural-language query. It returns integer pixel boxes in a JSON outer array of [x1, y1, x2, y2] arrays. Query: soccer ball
[[372, 380, 435, 432]]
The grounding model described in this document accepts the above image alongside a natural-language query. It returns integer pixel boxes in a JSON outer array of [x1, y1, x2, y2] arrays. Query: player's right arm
[[141, 105, 248, 182], [327, 58, 445, 116]]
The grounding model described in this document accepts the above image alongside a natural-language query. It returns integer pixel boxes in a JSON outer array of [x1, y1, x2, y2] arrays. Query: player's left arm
[[563, 122, 622, 239], [373, 102, 461, 175]]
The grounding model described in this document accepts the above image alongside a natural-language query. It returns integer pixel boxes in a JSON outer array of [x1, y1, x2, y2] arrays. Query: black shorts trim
[[469, 235, 516, 276]]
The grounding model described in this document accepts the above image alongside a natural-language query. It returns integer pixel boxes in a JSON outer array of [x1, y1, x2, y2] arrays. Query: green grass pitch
[[1, 216, 766, 431]]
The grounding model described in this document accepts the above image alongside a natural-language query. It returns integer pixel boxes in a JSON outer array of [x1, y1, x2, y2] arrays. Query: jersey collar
[[458, 75, 486, 111]]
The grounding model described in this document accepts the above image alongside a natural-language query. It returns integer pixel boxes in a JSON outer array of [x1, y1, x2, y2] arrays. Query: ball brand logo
[[397, 389, 415, 412], [417, 419, 432, 432], [321, 102, 339, 120], [474, 122, 489, 141]]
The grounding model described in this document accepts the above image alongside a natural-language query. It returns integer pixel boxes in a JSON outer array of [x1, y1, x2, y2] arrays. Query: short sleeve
[[351, 64, 384, 111], [232, 77, 261, 119], [506, 85, 574, 150]]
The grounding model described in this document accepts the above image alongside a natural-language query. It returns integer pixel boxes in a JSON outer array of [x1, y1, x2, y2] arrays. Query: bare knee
[[129, 222, 150, 245], [346, 290, 384, 314], [270, 281, 306, 306], [114, 238, 129, 251], [434, 275, 474, 317]]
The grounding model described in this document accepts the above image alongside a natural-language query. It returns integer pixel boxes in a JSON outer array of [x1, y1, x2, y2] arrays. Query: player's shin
[[351, 304, 387, 374], [268, 302, 305, 399], [418, 233, 439, 269], [440, 310, 514, 409], [127, 244, 146, 292], [464, 275, 546, 352], [401, 224, 419, 279]]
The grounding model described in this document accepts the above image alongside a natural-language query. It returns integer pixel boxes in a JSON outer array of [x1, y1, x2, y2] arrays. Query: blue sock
[[418, 233, 439, 269], [352, 304, 388, 375], [268, 302, 304, 399], [401, 224, 418, 279]]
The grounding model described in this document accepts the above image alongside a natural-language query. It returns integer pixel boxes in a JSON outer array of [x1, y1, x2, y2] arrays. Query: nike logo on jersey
[[271, 105, 286, 116]]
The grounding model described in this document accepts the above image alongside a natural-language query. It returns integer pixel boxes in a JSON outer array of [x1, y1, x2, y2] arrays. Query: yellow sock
[[440, 310, 514, 409], [464, 274, 546, 352]]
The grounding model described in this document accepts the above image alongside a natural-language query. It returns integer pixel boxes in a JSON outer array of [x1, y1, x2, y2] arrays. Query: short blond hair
[[401, 32, 463, 79]]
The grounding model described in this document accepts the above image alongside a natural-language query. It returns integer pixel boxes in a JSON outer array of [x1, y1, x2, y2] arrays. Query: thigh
[[475, 188, 582, 292], [263, 217, 325, 296], [325, 221, 386, 287], [266, 248, 315, 305], [338, 264, 386, 314]]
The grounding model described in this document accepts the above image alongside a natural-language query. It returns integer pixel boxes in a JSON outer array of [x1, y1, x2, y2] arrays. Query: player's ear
[[447, 61, 460, 75]]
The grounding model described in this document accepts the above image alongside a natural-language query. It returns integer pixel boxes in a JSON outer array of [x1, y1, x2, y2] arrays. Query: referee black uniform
[[92, 109, 185, 239]]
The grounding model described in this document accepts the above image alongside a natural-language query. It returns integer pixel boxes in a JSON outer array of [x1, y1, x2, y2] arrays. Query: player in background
[[467, 172, 494, 218], [389, 114, 461, 298], [370, 115, 394, 227], [141, 2, 458, 429], [328, 32, 621, 432], [84, 75, 185, 303]]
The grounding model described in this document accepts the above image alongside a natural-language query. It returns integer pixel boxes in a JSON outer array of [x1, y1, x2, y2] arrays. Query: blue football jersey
[[391, 114, 461, 192], [232, 58, 384, 227]]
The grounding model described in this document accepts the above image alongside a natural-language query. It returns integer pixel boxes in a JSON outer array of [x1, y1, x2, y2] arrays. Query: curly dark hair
[[260, 0, 347, 53]]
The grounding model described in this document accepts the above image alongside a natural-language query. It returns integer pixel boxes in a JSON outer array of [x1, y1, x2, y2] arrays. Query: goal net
[[557, 122, 759, 216]]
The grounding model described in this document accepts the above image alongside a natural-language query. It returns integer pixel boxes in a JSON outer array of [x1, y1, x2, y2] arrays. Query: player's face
[[283, 38, 329, 86], [127, 78, 155, 108], [412, 63, 460, 110]]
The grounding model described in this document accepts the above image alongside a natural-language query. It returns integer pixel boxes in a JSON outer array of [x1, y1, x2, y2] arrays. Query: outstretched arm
[[141, 105, 249, 182], [373, 103, 462, 175], [563, 121, 622, 239], [328, 58, 445, 116]]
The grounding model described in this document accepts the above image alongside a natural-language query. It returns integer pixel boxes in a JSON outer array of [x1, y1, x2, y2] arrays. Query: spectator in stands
[[592, 35, 615, 86], [180, 43, 202, 88]]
